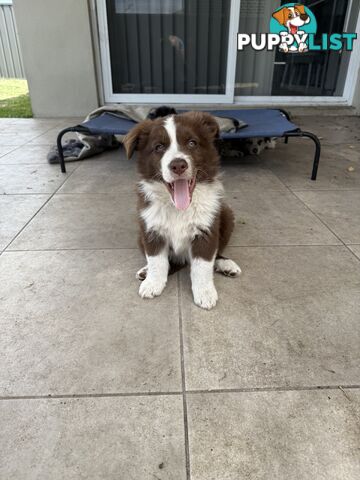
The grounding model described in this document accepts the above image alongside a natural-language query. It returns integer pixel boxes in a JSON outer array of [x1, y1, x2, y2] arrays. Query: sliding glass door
[[97, 0, 359, 104], [98, 0, 240, 102]]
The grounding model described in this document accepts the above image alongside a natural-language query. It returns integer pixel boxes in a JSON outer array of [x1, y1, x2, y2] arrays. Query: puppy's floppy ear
[[272, 7, 286, 25], [182, 111, 220, 140], [123, 120, 153, 159], [295, 4, 306, 15], [199, 112, 220, 139]]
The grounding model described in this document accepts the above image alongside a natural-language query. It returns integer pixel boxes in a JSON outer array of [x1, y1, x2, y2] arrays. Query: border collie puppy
[[124, 111, 241, 310]]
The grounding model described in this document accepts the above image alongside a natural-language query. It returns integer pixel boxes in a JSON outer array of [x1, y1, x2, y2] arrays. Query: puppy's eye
[[188, 139, 197, 148], [288, 13, 292, 18], [155, 144, 165, 152]]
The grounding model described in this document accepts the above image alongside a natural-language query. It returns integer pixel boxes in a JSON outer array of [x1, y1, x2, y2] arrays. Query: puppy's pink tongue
[[173, 179, 190, 210]]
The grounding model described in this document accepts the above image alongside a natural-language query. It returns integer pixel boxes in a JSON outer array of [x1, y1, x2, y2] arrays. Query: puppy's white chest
[[139, 180, 223, 255], [152, 208, 200, 254]]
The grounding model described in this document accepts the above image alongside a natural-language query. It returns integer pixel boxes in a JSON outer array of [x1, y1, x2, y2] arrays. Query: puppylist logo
[[238, 3, 357, 54]]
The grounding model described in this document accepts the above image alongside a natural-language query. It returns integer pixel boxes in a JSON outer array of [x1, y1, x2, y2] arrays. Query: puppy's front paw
[[193, 284, 218, 310], [139, 277, 166, 299]]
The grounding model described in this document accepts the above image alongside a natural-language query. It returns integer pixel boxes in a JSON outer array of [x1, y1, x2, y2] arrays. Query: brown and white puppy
[[124, 111, 241, 310], [272, 4, 310, 52]]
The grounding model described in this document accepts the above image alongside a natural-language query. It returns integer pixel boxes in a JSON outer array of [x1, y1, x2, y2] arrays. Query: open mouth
[[289, 23, 298, 34], [166, 178, 196, 210]]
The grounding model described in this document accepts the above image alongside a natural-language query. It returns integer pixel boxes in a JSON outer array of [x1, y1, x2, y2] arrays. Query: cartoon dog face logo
[[272, 4, 311, 52]]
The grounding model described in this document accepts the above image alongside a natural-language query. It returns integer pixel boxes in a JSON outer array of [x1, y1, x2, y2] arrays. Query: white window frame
[[97, 0, 241, 103], [97, 0, 360, 106]]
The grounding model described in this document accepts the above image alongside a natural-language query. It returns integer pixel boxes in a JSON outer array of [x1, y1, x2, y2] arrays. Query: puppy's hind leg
[[136, 231, 148, 281], [136, 260, 185, 281], [215, 255, 241, 277], [216, 203, 241, 277], [136, 265, 148, 281]]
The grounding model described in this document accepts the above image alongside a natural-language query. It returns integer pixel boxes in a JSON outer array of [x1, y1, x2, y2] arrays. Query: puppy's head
[[272, 4, 309, 32], [124, 111, 220, 210]]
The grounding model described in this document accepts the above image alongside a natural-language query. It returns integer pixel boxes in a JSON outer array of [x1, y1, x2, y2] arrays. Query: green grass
[[0, 78, 33, 118]]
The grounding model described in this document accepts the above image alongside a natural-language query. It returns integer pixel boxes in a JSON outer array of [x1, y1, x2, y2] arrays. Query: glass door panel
[[105, 0, 233, 98], [235, 0, 358, 97]]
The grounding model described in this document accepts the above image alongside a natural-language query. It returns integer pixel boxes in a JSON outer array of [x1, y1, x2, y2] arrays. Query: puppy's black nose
[[300, 13, 308, 20], [169, 159, 188, 175]]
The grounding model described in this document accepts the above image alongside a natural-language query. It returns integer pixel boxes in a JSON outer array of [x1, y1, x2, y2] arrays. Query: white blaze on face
[[161, 115, 194, 211], [287, 7, 307, 27], [161, 116, 192, 183]]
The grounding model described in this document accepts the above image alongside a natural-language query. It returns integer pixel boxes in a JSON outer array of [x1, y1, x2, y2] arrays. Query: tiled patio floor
[[0, 114, 359, 479]]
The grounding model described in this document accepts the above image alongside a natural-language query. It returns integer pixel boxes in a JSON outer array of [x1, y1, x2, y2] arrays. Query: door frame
[[97, 0, 241, 103]]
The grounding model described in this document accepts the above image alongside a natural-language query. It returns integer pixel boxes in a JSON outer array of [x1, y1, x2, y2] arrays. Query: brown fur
[[218, 203, 235, 255], [272, 7, 288, 26], [295, 4, 307, 16], [272, 4, 308, 26], [190, 203, 234, 262], [191, 214, 220, 261]]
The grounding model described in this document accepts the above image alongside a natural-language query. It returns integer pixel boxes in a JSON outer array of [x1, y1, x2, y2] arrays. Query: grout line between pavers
[[3, 244, 347, 254], [0, 122, 68, 157], [4, 247, 140, 253], [177, 273, 191, 480], [1, 385, 359, 402], [54, 192, 137, 196], [269, 170, 360, 264], [290, 188, 360, 193], [0, 145, 19, 158], [228, 243, 341, 247], [186, 385, 360, 395], [1, 191, 136, 197], [291, 190, 360, 264], [1, 163, 82, 254], [0, 162, 63, 166], [0, 391, 182, 401]]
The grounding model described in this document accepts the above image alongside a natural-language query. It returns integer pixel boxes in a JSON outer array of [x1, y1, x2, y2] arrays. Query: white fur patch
[[161, 116, 192, 183], [139, 179, 224, 261], [191, 256, 218, 310], [215, 258, 241, 277]]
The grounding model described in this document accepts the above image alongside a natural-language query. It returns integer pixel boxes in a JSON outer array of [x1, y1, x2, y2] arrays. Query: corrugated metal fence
[[0, 1, 25, 78]]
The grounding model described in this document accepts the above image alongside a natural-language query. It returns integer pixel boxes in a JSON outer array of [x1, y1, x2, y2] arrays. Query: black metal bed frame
[[56, 108, 321, 180], [278, 108, 321, 181]]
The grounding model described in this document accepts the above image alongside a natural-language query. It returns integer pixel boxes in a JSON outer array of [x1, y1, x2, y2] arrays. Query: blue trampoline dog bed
[[57, 108, 321, 180]]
